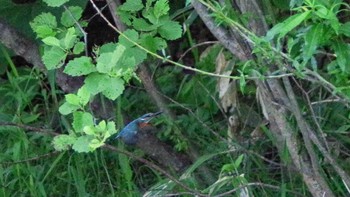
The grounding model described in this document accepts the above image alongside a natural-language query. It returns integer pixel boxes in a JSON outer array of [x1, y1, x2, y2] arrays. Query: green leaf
[[119, 0, 144, 12], [84, 73, 109, 95], [83, 126, 95, 135], [73, 42, 85, 54], [72, 111, 94, 133], [61, 6, 83, 27], [73, 136, 94, 153], [158, 20, 182, 40], [99, 43, 119, 53], [65, 94, 80, 106], [43, 0, 70, 7], [77, 86, 90, 106], [144, 8, 158, 25], [30, 13, 57, 38], [42, 36, 61, 47], [145, 0, 157, 9], [62, 27, 77, 50], [303, 24, 323, 63], [133, 18, 158, 31], [89, 139, 104, 149], [154, 0, 169, 18], [64, 56, 95, 76], [339, 22, 350, 37], [333, 40, 350, 73], [59, 102, 80, 115], [116, 10, 133, 26], [266, 10, 311, 40], [101, 77, 125, 100], [106, 121, 117, 135], [234, 154, 244, 168], [52, 134, 77, 151], [139, 35, 167, 52], [42, 47, 67, 70], [125, 48, 147, 65], [96, 45, 126, 73], [119, 29, 139, 48]]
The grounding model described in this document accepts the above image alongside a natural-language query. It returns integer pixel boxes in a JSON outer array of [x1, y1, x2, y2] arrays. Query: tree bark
[[191, 0, 339, 196]]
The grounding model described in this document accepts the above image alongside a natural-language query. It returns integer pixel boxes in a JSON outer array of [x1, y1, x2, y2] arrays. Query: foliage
[[28, 0, 182, 153], [1, 0, 350, 196]]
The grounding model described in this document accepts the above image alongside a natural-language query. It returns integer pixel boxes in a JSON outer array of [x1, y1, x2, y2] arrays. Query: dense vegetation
[[1, 0, 350, 196]]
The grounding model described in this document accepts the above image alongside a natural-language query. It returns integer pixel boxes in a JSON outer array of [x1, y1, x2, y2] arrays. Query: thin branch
[[0, 122, 59, 136], [88, 0, 295, 81], [311, 98, 348, 105], [0, 151, 59, 165], [292, 77, 330, 151], [178, 41, 219, 61], [213, 182, 305, 197], [103, 144, 207, 196], [63, 5, 88, 56]]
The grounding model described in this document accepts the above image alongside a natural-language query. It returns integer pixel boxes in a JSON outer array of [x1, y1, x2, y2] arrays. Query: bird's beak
[[152, 111, 163, 116], [145, 111, 163, 123]]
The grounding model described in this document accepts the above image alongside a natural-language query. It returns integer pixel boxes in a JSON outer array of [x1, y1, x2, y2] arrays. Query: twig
[[88, 0, 295, 81], [311, 98, 347, 105], [213, 182, 305, 197], [0, 151, 59, 165], [103, 144, 207, 196], [0, 122, 59, 136], [178, 41, 219, 61], [292, 77, 330, 151], [63, 5, 88, 56]]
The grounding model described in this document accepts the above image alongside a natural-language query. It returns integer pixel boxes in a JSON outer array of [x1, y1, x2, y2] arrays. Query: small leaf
[[42, 36, 61, 47], [119, 29, 139, 48], [83, 126, 95, 135], [30, 12, 57, 38], [139, 35, 167, 52], [43, 0, 69, 7], [72, 136, 93, 153], [303, 24, 323, 63], [32, 26, 56, 39], [116, 10, 132, 26], [125, 48, 147, 65], [133, 18, 157, 31], [97, 120, 107, 131], [59, 102, 80, 115], [154, 0, 169, 18], [84, 73, 109, 95], [234, 154, 244, 168], [106, 121, 117, 135], [65, 94, 80, 106], [339, 22, 350, 37], [77, 86, 90, 106], [333, 40, 350, 73], [96, 45, 126, 73], [52, 135, 76, 151], [119, 0, 144, 12], [64, 56, 95, 76], [158, 20, 182, 40], [266, 10, 311, 40], [73, 111, 94, 133], [42, 47, 67, 70], [89, 139, 104, 149], [101, 77, 125, 100], [73, 42, 85, 54], [61, 6, 83, 27], [62, 27, 77, 50]]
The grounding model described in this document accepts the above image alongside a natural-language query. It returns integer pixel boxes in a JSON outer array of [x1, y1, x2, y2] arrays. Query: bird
[[114, 111, 162, 145]]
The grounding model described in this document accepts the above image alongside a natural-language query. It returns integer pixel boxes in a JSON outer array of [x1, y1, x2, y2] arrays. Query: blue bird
[[114, 111, 162, 144]]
